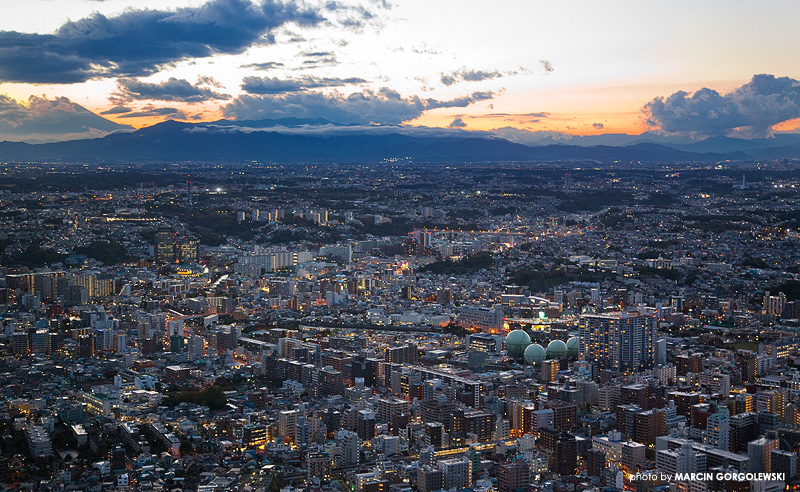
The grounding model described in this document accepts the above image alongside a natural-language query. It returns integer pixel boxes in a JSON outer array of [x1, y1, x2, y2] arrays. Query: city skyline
[[2, 0, 800, 142], [1, 161, 799, 490], [3, 1, 800, 489]]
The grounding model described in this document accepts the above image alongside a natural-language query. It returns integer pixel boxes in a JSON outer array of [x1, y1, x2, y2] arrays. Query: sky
[[2, 0, 800, 142]]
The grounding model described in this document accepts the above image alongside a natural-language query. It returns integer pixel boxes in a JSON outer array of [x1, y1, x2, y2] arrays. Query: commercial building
[[457, 305, 503, 332]]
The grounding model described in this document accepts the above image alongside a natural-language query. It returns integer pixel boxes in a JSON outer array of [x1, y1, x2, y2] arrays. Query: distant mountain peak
[[0, 119, 797, 163]]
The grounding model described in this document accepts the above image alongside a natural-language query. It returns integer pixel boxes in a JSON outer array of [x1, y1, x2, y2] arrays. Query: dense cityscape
[[0, 161, 799, 492]]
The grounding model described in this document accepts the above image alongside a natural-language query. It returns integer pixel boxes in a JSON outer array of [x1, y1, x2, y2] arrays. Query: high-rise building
[[555, 433, 578, 476], [169, 335, 184, 353], [763, 291, 787, 316], [319, 244, 352, 264], [116, 333, 127, 354], [451, 409, 496, 442], [385, 344, 418, 364], [655, 338, 667, 366], [176, 235, 199, 263], [617, 404, 642, 440], [78, 334, 95, 359], [33, 274, 57, 302], [110, 446, 126, 472], [586, 449, 606, 480], [357, 410, 376, 440], [438, 457, 472, 490], [416, 466, 444, 492], [771, 449, 798, 480], [376, 397, 410, 424], [757, 390, 786, 421], [675, 354, 703, 376], [579, 312, 654, 373], [335, 430, 361, 466], [243, 424, 268, 449], [319, 367, 344, 396], [704, 408, 729, 451], [188, 335, 204, 357], [542, 400, 577, 430], [620, 384, 651, 410], [621, 441, 646, 471], [467, 333, 500, 353], [209, 327, 238, 354], [655, 442, 706, 478], [592, 430, 624, 466], [278, 409, 299, 441], [498, 460, 530, 492], [65, 284, 89, 306], [25, 425, 53, 458], [12, 332, 29, 355], [156, 226, 198, 263], [748, 437, 779, 473], [155, 227, 175, 263], [668, 391, 703, 418], [634, 408, 667, 446], [541, 359, 559, 382], [424, 422, 445, 449], [306, 452, 332, 480], [761, 339, 797, 365], [457, 305, 503, 332]]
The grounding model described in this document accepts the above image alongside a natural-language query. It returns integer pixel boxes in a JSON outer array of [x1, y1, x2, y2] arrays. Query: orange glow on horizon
[[409, 109, 649, 137], [96, 101, 652, 138], [82, 90, 800, 140], [99, 102, 225, 129], [99, 107, 800, 140], [773, 118, 800, 133]]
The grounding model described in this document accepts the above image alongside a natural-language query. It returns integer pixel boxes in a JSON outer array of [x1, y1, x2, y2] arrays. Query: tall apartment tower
[[155, 227, 175, 263], [579, 312, 654, 373]]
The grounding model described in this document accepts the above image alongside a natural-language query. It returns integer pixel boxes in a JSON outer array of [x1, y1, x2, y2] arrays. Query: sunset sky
[[2, 0, 800, 142]]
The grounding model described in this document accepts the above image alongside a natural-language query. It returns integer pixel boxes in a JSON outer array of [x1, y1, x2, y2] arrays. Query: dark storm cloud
[[0, 95, 131, 140], [117, 107, 186, 118], [222, 88, 495, 124], [644, 74, 800, 138], [241, 75, 366, 94], [0, 0, 331, 84], [0, 96, 27, 120], [115, 77, 231, 103]]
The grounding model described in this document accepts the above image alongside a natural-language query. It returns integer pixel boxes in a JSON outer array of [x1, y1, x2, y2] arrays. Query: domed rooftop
[[523, 343, 546, 366], [505, 330, 531, 359], [566, 336, 580, 358], [546, 339, 568, 359]]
